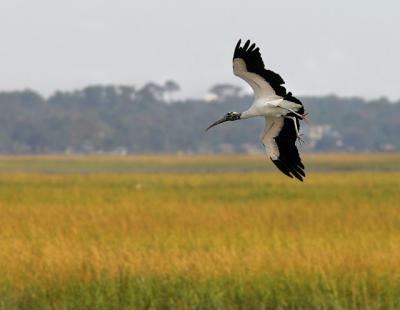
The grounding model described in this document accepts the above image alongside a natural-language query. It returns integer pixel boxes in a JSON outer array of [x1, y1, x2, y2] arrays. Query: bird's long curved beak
[[205, 117, 227, 131]]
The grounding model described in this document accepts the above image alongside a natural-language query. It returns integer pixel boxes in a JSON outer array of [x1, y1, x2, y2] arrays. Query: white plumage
[[206, 39, 307, 181], [233, 58, 277, 99], [262, 116, 284, 160]]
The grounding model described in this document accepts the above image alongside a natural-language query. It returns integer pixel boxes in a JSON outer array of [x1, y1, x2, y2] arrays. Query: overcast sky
[[0, 0, 399, 100]]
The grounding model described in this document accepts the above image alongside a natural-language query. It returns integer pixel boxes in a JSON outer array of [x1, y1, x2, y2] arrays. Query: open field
[[0, 154, 399, 309]]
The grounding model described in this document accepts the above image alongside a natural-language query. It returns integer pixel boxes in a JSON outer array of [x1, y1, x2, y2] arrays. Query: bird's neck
[[240, 109, 258, 119]]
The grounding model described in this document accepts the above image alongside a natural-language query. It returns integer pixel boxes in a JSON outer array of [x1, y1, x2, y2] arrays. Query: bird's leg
[[286, 108, 306, 120], [291, 116, 299, 136], [298, 133, 305, 145], [288, 116, 305, 144], [279, 106, 308, 121], [302, 112, 309, 123]]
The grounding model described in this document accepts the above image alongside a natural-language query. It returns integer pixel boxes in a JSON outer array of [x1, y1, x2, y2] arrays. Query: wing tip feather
[[234, 39, 257, 59], [271, 158, 293, 179], [243, 39, 250, 50]]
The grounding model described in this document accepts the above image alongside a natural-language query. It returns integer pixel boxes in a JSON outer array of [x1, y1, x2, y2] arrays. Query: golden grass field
[[0, 154, 399, 309]]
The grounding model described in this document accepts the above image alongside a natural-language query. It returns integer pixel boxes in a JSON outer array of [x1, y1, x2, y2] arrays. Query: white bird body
[[241, 98, 302, 119], [206, 39, 307, 181]]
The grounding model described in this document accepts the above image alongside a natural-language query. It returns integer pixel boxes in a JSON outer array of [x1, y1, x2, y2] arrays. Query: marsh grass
[[0, 155, 399, 308]]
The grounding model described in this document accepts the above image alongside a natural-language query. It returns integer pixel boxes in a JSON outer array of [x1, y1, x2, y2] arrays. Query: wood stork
[[206, 39, 307, 181]]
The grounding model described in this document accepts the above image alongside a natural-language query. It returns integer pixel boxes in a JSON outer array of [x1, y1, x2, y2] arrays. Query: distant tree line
[[0, 81, 398, 154]]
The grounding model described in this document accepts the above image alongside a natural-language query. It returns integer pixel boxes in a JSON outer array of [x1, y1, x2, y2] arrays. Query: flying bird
[[206, 39, 307, 181]]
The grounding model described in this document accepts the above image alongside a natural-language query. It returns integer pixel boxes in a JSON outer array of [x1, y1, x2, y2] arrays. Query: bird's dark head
[[205, 112, 241, 131]]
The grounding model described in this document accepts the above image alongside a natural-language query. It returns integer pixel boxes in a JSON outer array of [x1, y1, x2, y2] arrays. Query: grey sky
[[0, 0, 399, 99]]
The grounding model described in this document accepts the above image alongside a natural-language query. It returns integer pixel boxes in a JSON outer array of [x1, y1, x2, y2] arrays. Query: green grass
[[4, 272, 400, 309], [0, 153, 398, 173], [0, 154, 399, 309]]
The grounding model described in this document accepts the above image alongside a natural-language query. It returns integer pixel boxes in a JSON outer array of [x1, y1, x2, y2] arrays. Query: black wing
[[233, 39, 287, 97], [233, 39, 303, 108], [268, 118, 305, 181]]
